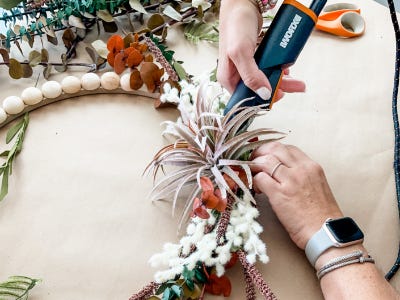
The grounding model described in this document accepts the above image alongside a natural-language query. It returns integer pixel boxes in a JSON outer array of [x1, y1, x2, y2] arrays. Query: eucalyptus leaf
[[43, 63, 52, 79], [68, 15, 86, 29], [9, 58, 23, 79], [46, 33, 58, 46], [14, 40, 23, 56], [41, 49, 49, 63], [91, 40, 108, 59], [102, 20, 118, 33], [129, 0, 147, 14], [147, 14, 165, 35], [28, 50, 42, 67], [62, 28, 75, 49], [22, 63, 33, 78], [171, 285, 181, 297], [0, 48, 9, 63], [97, 10, 114, 22], [163, 5, 182, 21], [0, 0, 21, 10]]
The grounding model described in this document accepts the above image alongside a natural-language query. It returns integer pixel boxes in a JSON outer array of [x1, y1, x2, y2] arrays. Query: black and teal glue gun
[[224, 0, 327, 114]]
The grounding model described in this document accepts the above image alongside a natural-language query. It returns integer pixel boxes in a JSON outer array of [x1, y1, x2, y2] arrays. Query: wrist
[[314, 244, 367, 271], [304, 216, 364, 267]]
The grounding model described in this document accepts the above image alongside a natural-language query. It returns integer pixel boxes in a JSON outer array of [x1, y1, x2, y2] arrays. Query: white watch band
[[305, 225, 335, 267]]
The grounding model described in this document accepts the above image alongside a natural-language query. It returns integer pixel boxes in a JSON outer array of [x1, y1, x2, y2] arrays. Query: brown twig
[[237, 250, 277, 300], [129, 281, 160, 300], [216, 195, 234, 245]]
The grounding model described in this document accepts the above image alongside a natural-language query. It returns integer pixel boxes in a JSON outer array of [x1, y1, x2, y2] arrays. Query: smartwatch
[[305, 217, 364, 266]]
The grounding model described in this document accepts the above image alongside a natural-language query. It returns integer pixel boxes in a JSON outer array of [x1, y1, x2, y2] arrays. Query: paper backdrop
[[0, 0, 399, 299]]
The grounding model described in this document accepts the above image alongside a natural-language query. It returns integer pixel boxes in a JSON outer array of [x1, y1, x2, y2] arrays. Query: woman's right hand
[[250, 142, 343, 249]]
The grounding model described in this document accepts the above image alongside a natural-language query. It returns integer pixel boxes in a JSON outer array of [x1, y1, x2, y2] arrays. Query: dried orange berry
[[107, 52, 116, 67], [144, 54, 153, 62], [127, 48, 143, 67], [114, 52, 126, 74], [107, 35, 124, 52], [130, 69, 143, 90]]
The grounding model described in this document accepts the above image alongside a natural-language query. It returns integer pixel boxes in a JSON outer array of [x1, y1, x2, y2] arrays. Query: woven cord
[[387, 0, 400, 281]]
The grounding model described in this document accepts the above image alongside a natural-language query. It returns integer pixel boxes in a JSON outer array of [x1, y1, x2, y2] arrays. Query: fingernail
[[256, 87, 271, 100]]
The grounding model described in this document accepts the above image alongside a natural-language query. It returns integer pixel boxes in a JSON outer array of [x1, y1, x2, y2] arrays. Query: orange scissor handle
[[316, 11, 365, 38], [319, 3, 360, 20]]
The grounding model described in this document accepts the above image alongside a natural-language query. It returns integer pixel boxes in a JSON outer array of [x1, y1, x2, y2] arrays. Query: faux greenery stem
[[0, 275, 40, 300], [3, 0, 175, 44], [0, 61, 96, 69], [0, 113, 29, 202]]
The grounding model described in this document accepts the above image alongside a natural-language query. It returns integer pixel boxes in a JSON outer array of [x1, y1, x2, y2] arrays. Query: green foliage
[[184, 20, 219, 44], [0, 275, 40, 300], [155, 263, 208, 300], [0, 0, 22, 10], [0, 113, 29, 202]]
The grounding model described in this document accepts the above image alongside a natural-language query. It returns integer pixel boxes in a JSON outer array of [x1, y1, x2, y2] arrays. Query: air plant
[[132, 84, 282, 299]]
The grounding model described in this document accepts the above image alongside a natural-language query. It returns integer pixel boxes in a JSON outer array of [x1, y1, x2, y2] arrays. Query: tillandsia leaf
[[218, 159, 253, 189], [221, 166, 252, 200], [223, 130, 283, 160], [0, 275, 40, 300], [214, 129, 273, 160], [231, 137, 284, 159], [172, 173, 197, 216]]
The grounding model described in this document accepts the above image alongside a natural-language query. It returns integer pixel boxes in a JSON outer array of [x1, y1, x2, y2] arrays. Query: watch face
[[327, 217, 364, 244]]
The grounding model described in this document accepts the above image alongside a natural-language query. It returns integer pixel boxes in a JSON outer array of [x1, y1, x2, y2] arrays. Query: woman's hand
[[251, 142, 343, 249], [217, 0, 306, 101]]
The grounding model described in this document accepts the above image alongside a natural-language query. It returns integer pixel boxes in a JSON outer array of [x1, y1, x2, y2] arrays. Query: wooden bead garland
[[0, 72, 160, 127], [21, 87, 43, 105]]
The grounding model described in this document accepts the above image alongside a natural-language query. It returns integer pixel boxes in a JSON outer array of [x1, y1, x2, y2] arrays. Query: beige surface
[[0, 0, 399, 299]]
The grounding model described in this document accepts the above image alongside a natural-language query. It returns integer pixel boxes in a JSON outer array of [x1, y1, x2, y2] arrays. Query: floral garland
[[0, 1, 281, 298], [128, 78, 282, 299]]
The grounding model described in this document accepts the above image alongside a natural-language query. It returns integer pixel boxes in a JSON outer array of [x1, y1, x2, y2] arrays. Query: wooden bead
[[3, 96, 24, 115], [120, 73, 133, 91], [42, 81, 62, 99], [0, 108, 7, 124], [101, 72, 120, 90], [81, 73, 101, 90], [61, 76, 81, 94], [21, 87, 43, 105]]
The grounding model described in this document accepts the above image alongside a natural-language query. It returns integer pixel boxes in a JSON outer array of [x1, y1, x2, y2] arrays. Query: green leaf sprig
[[0, 113, 29, 202], [154, 264, 208, 300], [0, 275, 40, 300]]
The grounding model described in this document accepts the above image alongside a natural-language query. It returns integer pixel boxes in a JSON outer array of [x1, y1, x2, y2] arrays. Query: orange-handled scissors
[[316, 3, 365, 38]]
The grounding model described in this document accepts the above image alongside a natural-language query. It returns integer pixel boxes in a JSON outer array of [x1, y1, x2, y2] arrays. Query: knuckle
[[242, 75, 259, 90], [306, 161, 324, 175], [226, 45, 242, 60], [266, 141, 282, 153]]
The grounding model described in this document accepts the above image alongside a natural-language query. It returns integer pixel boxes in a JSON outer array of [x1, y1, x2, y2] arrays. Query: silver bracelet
[[317, 250, 375, 280]]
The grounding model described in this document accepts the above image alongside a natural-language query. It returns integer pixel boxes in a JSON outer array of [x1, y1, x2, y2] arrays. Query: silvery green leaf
[[68, 15, 86, 29], [91, 40, 108, 59], [163, 5, 182, 21], [129, 0, 147, 14], [97, 10, 114, 22]]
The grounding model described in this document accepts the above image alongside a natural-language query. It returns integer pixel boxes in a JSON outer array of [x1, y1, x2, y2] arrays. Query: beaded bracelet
[[249, 0, 278, 14], [317, 250, 375, 280]]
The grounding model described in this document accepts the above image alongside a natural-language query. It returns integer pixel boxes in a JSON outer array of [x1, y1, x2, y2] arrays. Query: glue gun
[[224, 0, 327, 114]]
